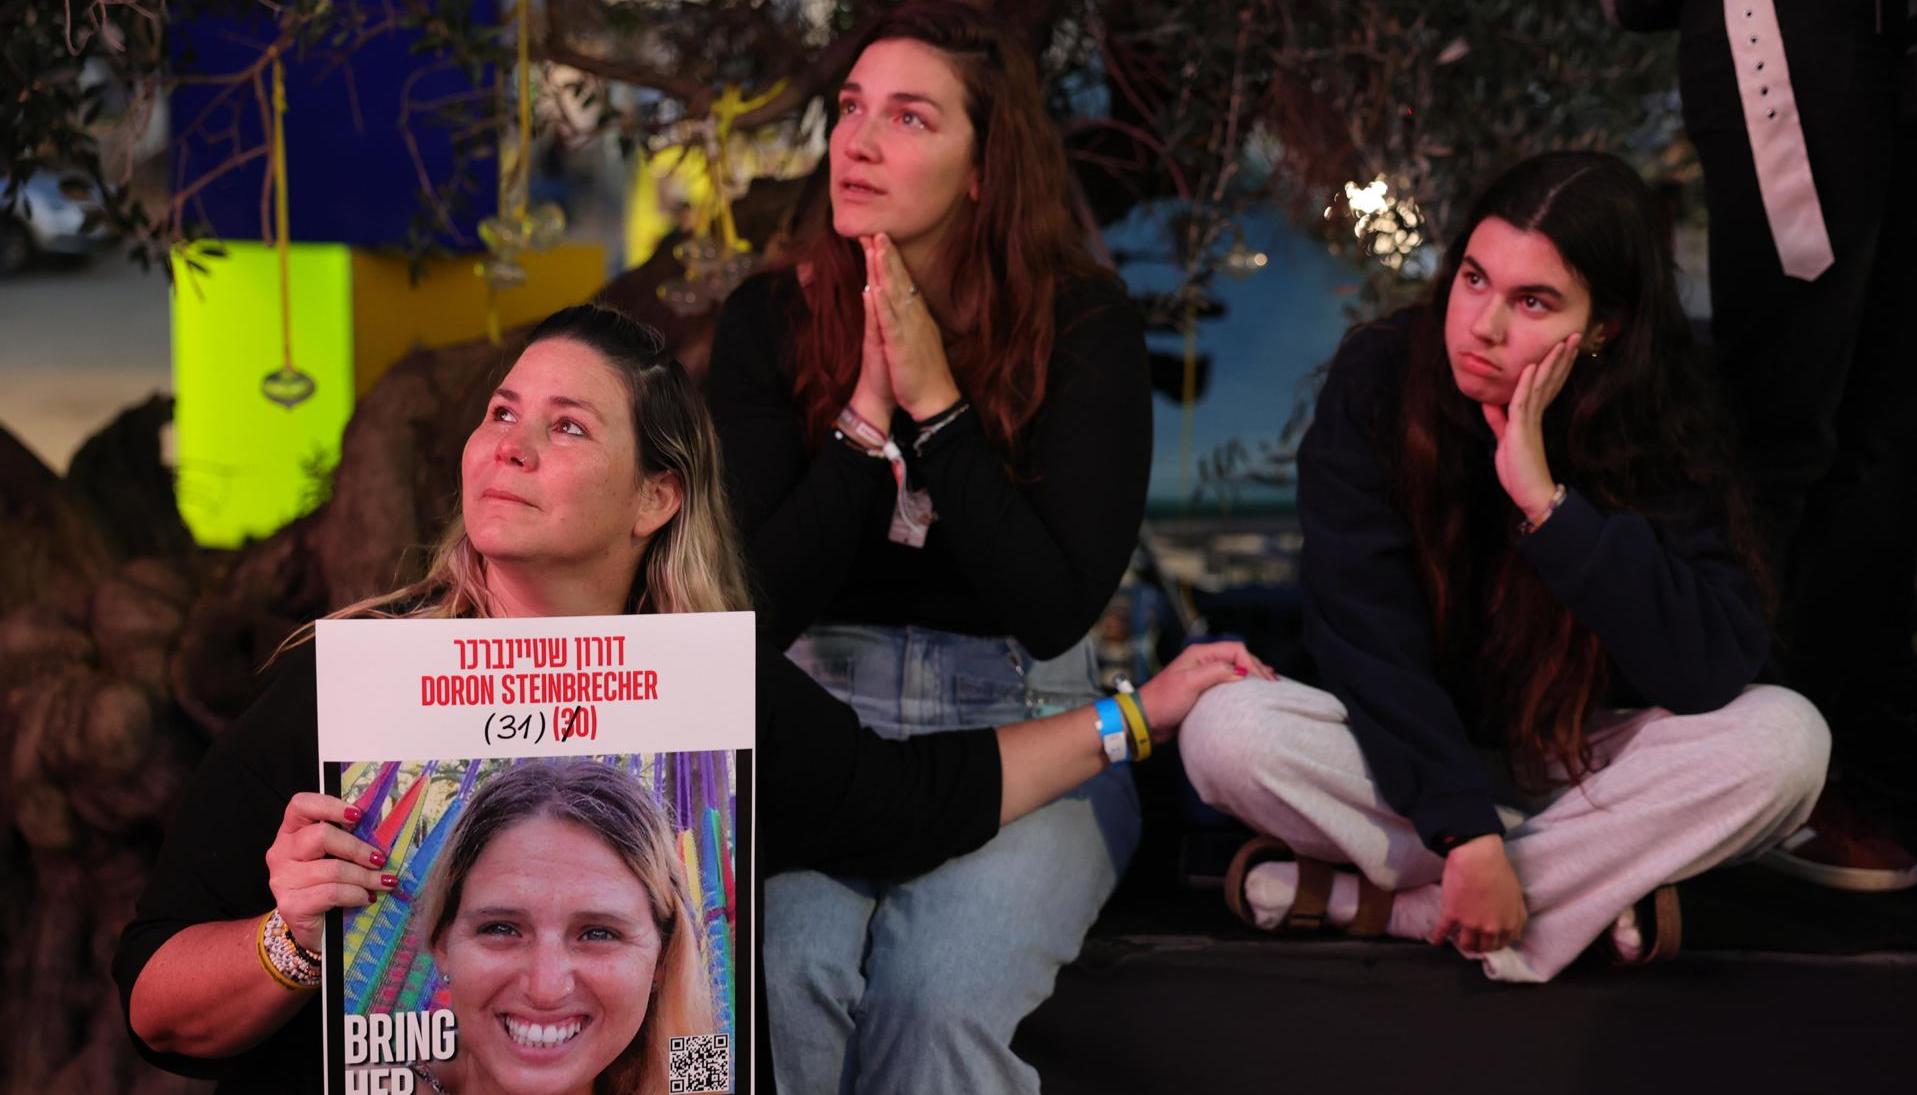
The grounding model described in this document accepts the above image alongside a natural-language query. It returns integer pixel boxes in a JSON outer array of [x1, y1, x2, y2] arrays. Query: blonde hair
[[414, 760, 717, 1095], [286, 306, 751, 646]]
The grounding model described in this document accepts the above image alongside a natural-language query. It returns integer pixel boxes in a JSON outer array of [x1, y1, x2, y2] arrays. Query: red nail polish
[[380, 874, 398, 888], [368, 851, 387, 867], [343, 806, 363, 823], [1235, 666, 1249, 677]]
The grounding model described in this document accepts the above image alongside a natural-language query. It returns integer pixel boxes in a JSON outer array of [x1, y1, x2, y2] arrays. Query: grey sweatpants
[[1180, 679, 1829, 981]]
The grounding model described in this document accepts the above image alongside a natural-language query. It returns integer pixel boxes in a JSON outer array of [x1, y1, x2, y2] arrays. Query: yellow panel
[[171, 241, 356, 548], [349, 243, 607, 395]]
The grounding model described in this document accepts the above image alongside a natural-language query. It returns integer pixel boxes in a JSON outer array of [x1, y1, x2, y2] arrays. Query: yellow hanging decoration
[[261, 55, 317, 410], [657, 80, 785, 317], [704, 81, 784, 249], [478, 0, 566, 337]]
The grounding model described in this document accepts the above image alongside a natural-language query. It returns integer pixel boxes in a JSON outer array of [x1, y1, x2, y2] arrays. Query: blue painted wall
[[169, 1, 500, 248]]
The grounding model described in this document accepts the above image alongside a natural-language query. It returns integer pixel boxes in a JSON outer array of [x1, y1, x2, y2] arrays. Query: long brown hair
[[787, 0, 1101, 453], [1390, 152, 1762, 791]]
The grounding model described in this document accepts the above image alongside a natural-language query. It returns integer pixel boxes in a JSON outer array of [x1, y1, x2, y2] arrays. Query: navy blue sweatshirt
[[1298, 314, 1770, 853]]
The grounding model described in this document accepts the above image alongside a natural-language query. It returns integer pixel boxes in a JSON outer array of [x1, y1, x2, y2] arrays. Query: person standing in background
[[1606, 0, 1917, 890]]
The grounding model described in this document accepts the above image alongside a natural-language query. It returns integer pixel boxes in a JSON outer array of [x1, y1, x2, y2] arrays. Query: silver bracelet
[[1517, 483, 1569, 536], [911, 400, 971, 458]]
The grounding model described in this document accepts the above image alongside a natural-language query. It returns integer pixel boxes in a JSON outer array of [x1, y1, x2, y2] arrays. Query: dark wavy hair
[[1391, 151, 1763, 791], [785, 0, 1102, 454]]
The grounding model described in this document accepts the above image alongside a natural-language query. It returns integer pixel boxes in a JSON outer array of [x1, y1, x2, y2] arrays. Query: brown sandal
[[1610, 884, 1682, 965], [1224, 834, 1394, 937]]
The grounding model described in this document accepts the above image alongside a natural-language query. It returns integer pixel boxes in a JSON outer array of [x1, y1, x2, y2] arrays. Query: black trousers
[[1682, 2, 1916, 791]]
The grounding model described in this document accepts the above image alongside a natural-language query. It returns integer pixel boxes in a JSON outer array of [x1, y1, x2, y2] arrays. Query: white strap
[[1724, 1, 1835, 281], [1777, 824, 1819, 853]]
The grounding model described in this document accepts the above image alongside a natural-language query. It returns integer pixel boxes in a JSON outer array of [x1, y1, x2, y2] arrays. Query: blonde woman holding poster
[[114, 304, 1265, 1093]]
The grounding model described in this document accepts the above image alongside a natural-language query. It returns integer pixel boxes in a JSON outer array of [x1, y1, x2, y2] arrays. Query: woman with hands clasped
[[1180, 151, 1830, 980], [703, 2, 1154, 1090]]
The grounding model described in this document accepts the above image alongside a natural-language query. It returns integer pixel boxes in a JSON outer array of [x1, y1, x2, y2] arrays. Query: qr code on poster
[[669, 1033, 731, 1093]]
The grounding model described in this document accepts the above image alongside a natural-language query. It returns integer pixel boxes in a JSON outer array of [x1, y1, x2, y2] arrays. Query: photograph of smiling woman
[[411, 761, 712, 1095], [116, 287, 1260, 1095]]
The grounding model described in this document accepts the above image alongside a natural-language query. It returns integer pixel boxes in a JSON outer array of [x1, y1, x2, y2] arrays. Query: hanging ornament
[[261, 56, 317, 410], [476, 198, 564, 290], [658, 235, 757, 318], [476, 1, 567, 336]]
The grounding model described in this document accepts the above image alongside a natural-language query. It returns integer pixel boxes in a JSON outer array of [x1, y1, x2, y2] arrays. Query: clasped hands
[[1481, 332, 1580, 528], [847, 233, 963, 428]]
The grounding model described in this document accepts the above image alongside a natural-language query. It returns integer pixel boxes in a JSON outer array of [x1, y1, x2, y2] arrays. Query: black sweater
[[113, 642, 1001, 1092], [1298, 315, 1769, 853], [705, 270, 1151, 657]]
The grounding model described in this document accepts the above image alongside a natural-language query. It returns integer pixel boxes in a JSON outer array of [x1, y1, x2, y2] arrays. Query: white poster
[[316, 612, 754, 1094]]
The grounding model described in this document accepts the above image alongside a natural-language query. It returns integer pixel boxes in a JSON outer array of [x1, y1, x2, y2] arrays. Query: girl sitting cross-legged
[[1180, 151, 1829, 980]]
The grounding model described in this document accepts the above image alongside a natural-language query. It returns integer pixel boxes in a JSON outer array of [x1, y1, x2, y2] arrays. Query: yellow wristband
[[1116, 692, 1152, 762]]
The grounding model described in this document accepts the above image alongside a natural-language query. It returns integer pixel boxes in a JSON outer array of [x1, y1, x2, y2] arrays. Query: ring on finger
[[905, 284, 919, 299]]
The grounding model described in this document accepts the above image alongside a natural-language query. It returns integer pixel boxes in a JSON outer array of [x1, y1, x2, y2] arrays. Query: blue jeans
[[766, 624, 1141, 1095]]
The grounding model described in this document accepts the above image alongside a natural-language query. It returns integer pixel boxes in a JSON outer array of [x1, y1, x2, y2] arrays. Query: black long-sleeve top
[[112, 642, 1002, 1092], [1298, 314, 1769, 853], [705, 270, 1152, 657]]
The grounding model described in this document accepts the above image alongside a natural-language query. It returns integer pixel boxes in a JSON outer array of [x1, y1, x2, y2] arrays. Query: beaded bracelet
[[286, 912, 321, 966], [257, 909, 321, 991]]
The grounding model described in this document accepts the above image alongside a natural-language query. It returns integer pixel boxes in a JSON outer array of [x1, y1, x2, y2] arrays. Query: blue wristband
[[1094, 697, 1130, 766]]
